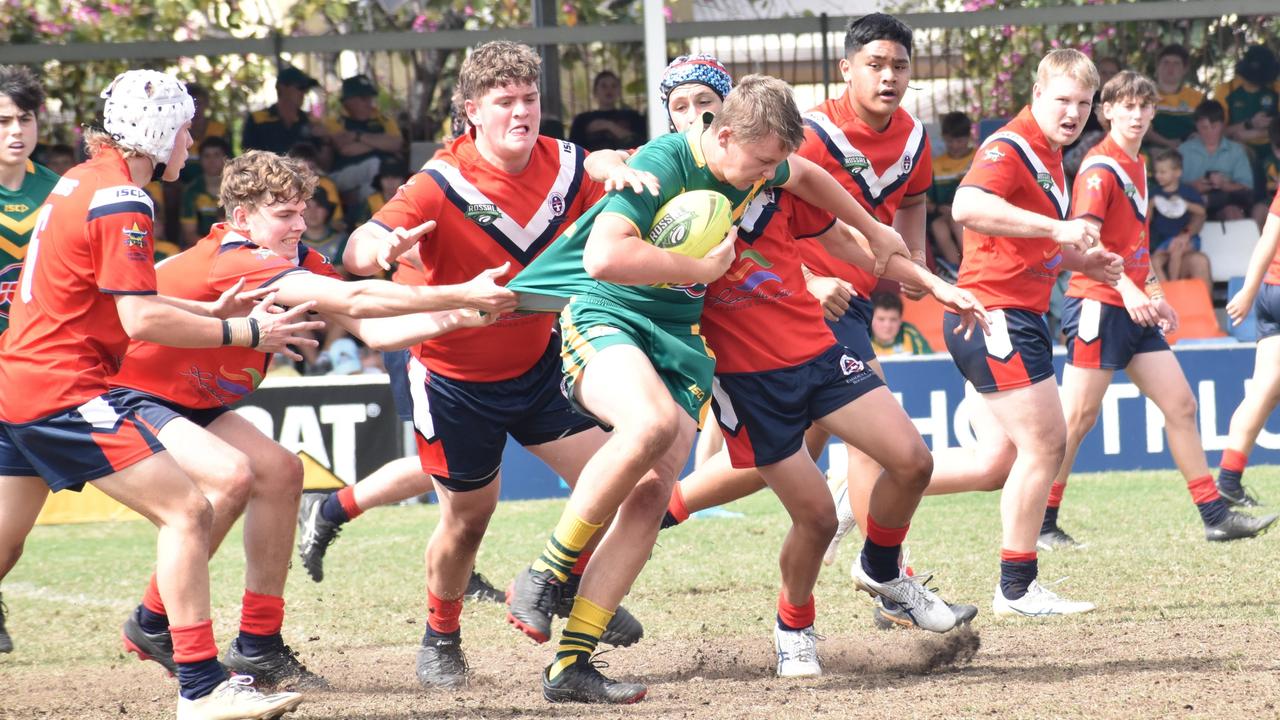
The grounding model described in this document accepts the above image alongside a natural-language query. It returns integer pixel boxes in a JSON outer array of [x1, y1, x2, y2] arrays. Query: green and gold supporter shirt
[[180, 175, 223, 239], [509, 126, 790, 325], [0, 160, 60, 333], [929, 148, 975, 207], [1151, 85, 1205, 144]]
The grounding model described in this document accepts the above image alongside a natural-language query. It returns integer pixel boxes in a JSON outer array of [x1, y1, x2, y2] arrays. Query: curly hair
[[219, 150, 317, 216], [457, 41, 541, 103]]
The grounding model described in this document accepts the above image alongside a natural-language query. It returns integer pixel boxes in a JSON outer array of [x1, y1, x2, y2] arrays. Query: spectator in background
[[185, 83, 227, 154], [928, 111, 973, 275], [1150, 149, 1211, 288], [869, 292, 931, 356], [242, 65, 323, 155], [301, 187, 348, 272], [325, 74, 404, 206], [354, 160, 408, 226], [42, 143, 75, 175], [1254, 121, 1280, 230], [1214, 44, 1280, 159], [568, 70, 647, 151], [179, 135, 230, 247], [288, 142, 345, 231], [1148, 44, 1205, 150], [1179, 99, 1254, 220], [1064, 57, 1120, 176]]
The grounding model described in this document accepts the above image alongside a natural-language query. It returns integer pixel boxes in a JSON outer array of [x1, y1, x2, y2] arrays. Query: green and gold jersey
[[509, 127, 790, 325], [0, 160, 60, 334]]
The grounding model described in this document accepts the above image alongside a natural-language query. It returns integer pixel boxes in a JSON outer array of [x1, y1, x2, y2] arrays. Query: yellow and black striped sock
[[531, 510, 601, 582], [547, 595, 613, 681]]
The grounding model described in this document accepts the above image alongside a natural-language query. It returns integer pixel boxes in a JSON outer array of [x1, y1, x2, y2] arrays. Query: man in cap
[[242, 65, 323, 156], [325, 74, 405, 206]]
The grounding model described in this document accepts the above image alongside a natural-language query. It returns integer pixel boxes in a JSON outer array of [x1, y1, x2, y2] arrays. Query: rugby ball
[[647, 190, 733, 259]]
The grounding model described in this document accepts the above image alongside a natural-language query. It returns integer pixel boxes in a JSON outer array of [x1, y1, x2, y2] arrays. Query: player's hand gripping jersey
[[0, 148, 158, 423], [1066, 135, 1151, 307], [796, 100, 932, 296], [111, 224, 340, 409], [371, 132, 602, 382], [956, 107, 1070, 314], [701, 189, 837, 373], [508, 124, 791, 324]]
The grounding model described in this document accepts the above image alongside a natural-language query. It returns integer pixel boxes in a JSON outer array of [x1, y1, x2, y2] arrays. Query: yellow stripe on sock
[[530, 510, 602, 581], [548, 596, 615, 680]]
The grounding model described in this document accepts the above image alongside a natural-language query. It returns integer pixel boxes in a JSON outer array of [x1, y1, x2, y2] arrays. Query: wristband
[[224, 318, 256, 347], [221, 319, 231, 345], [249, 317, 261, 348]]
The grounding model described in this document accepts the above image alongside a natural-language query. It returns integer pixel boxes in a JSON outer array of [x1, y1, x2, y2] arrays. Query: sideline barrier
[[35, 343, 1280, 522]]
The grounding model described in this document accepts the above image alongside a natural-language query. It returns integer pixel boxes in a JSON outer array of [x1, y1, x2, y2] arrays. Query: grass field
[[3, 468, 1279, 719]]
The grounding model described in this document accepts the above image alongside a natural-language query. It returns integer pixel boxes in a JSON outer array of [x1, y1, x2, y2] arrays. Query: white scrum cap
[[100, 70, 195, 165]]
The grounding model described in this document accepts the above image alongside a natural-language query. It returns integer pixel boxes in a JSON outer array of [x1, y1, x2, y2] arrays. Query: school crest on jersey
[[1123, 183, 1137, 198], [843, 153, 870, 172], [464, 203, 503, 226], [1035, 172, 1054, 192], [123, 223, 148, 249], [547, 192, 566, 217]]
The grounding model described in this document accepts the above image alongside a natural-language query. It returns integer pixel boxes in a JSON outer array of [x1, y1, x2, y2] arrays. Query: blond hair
[[83, 127, 147, 160], [1100, 70, 1157, 106], [709, 74, 805, 151], [219, 150, 317, 216], [457, 41, 541, 102], [1035, 49, 1100, 92]]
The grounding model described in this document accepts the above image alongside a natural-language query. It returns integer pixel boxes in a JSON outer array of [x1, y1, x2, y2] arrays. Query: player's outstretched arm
[[270, 264, 517, 318], [583, 213, 734, 286], [584, 149, 660, 196], [333, 309, 495, 351], [781, 156, 906, 254], [115, 293, 322, 360], [1227, 210, 1280, 325], [951, 186, 1099, 252]]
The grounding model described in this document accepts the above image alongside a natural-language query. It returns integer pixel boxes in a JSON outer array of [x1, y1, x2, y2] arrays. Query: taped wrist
[[223, 317, 261, 347]]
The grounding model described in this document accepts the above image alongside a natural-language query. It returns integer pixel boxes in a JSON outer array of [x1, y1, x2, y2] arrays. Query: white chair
[[1199, 219, 1260, 282]]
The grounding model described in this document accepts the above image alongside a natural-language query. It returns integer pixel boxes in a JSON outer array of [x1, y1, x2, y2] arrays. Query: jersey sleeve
[[786, 195, 836, 239], [209, 248, 307, 292], [596, 140, 688, 235], [88, 186, 159, 295], [906, 138, 933, 196], [302, 248, 344, 280], [959, 140, 1021, 199], [370, 171, 446, 234], [1070, 164, 1113, 222], [766, 158, 792, 189]]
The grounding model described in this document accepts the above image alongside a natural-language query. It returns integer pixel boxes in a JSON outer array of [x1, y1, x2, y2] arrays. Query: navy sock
[[235, 631, 283, 658], [319, 492, 351, 525], [860, 538, 901, 583], [659, 510, 681, 529], [776, 613, 808, 632], [999, 559, 1038, 600], [1197, 498, 1230, 526], [177, 657, 227, 700], [1217, 468, 1243, 495], [138, 605, 169, 635], [422, 625, 461, 644], [1040, 505, 1059, 534]]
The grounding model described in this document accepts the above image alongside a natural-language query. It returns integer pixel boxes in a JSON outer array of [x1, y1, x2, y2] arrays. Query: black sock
[[999, 558, 1037, 600], [1197, 498, 1230, 526], [1217, 468, 1244, 496], [1040, 505, 1059, 534], [860, 538, 901, 583]]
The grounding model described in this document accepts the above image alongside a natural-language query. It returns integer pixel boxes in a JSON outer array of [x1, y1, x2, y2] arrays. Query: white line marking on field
[[2, 581, 133, 610]]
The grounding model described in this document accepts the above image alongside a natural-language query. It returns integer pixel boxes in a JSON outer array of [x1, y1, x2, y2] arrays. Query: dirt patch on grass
[[6, 619, 1278, 720]]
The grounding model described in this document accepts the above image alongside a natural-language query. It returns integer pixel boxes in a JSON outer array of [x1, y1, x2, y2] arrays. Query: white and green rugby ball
[[646, 190, 733, 259]]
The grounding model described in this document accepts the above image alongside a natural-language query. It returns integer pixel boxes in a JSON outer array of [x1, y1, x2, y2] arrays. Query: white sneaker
[[992, 580, 1096, 618], [774, 625, 822, 678], [822, 474, 854, 566], [853, 564, 957, 633], [176, 675, 303, 720]]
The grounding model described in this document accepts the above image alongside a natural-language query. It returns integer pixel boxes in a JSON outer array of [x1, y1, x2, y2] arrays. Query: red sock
[[1186, 475, 1220, 504], [667, 483, 690, 524], [1047, 481, 1066, 509], [239, 590, 285, 637], [142, 573, 166, 616], [776, 592, 816, 630], [864, 515, 909, 547], [337, 485, 363, 521], [427, 590, 463, 635], [170, 620, 218, 664], [1221, 449, 1248, 473], [570, 551, 592, 577], [1000, 549, 1037, 563]]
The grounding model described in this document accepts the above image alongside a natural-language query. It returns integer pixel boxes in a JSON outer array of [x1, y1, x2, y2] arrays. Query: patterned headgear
[[658, 54, 733, 125], [100, 70, 195, 166]]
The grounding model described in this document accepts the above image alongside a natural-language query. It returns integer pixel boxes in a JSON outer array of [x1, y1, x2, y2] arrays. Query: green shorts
[[559, 296, 715, 423]]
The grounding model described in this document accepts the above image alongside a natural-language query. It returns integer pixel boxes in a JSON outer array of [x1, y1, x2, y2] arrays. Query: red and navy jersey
[[1265, 187, 1280, 285], [702, 189, 836, 373], [956, 106, 1069, 314], [372, 131, 604, 382], [111, 224, 341, 409], [797, 97, 932, 297], [0, 148, 158, 423], [1067, 135, 1150, 306]]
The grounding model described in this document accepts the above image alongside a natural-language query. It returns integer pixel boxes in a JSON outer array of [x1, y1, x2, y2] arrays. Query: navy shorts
[[712, 344, 885, 469], [0, 392, 166, 492], [944, 308, 1055, 394], [1061, 297, 1169, 370], [825, 295, 876, 362], [107, 387, 230, 432], [382, 349, 413, 421], [407, 338, 596, 491], [1256, 283, 1280, 340]]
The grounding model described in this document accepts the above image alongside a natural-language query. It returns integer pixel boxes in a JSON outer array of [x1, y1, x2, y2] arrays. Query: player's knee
[[622, 408, 681, 460], [168, 490, 214, 536], [206, 452, 254, 511], [799, 503, 838, 543], [887, 443, 933, 493], [1164, 391, 1198, 430], [628, 473, 677, 515], [256, 446, 304, 498], [0, 539, 25, 576], [1066, 405, 1100, 438], [444, 511, 492, 549]]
